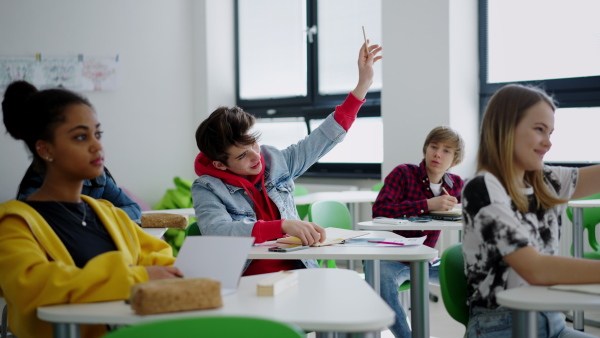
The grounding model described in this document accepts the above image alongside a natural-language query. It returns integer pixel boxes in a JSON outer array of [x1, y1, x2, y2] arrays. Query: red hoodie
[[194, 153, 299, 275]]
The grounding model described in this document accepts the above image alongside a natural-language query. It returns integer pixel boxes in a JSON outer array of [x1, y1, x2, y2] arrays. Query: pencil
[[362, 26, 369, 54], [442, 187, 450, 196]]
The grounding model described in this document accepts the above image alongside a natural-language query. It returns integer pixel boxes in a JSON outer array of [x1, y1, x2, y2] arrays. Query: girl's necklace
[[38, 190, 87, 226]]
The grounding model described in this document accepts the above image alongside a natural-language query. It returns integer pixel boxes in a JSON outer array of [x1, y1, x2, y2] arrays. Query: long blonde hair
[[478, 84, 566, 213]]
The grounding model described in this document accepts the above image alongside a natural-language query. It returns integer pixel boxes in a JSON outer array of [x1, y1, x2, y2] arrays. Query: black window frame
[[479, 0, 600, 167], [234, 0, 382, 179]]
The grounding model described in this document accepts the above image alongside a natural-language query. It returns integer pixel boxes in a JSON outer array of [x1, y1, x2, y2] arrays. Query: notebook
[[174, 236, 254, 296], [422, 213, 462, 221], [276, 227, 369, 246]]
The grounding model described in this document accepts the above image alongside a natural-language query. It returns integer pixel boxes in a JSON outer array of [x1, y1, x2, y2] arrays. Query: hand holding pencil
[[427, 187, 458, 212], [352, 26, 382, 100]]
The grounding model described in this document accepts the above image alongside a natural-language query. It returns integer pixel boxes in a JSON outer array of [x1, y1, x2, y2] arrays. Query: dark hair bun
[[2, 81, 38, 140]]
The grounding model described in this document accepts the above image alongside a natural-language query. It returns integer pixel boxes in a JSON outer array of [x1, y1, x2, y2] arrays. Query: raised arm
[[572, 164, 600, 200], [352, 40, 383, 100]]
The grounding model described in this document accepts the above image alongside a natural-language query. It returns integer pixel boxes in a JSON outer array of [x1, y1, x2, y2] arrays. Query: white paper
[[175, 236, 254, 295], [339, 236, 427, 247]]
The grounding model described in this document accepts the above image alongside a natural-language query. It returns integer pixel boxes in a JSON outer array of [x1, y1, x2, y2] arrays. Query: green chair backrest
[[308, 200, 352, 230], [294, 185, 310, 220], [439, 243, 469, 327], [185, 221, 202, 237], [102, 316, 305, 338], [566, 192, 600, 253], [371, 182, 384, 192]]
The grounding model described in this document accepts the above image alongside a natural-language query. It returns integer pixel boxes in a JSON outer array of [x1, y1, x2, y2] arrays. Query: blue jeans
[[380, 260, 440, 337], [467, 306, 597, 338]]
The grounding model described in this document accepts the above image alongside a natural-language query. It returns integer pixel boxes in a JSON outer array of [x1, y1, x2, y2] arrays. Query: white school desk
[[141, 208, 196, 217], [357, 220, 463, 231], [566, 199, 600, 330], [38, 269, 394, 338], [140, 227, 168, 238], [496, 285, 600, 337], [248, 230, 438, 338]]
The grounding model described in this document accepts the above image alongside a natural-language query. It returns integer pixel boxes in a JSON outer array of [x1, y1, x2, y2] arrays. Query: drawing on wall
[[81, 56, 119, 91], [41, 56, 82, 90], [0, 54, 119, 92], [0, 57, 37, 87]]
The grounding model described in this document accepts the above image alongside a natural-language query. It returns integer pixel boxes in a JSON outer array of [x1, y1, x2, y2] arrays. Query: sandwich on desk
[[276, 227, 369, 246]]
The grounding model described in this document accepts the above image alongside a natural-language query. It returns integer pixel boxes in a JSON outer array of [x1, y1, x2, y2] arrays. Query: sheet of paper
[[174, 236, 254, 294], [339, 236, 427, 247]]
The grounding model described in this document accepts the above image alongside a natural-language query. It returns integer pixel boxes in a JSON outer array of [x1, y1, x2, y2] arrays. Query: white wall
[[0, 0, 236, 206], [381, 0, 478, 180]]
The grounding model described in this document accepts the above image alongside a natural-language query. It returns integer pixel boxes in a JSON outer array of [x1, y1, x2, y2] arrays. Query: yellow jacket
[[0, 196, 175, 338]]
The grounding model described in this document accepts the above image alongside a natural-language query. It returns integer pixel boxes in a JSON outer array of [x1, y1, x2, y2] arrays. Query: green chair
[[566, 192, 600, 259], [294, 185, 310, 220], [308, 200, 352, 268], [371, 182, 384, 192], [439, 243, 469, 328], [102, 316, 304, 338], [185, 221, 202, 237]]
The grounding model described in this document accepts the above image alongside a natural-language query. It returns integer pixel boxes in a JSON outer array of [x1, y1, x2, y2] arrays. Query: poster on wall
[[0, 54, 119, 92]]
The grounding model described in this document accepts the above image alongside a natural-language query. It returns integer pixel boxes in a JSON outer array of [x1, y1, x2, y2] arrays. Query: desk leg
[[364, 260, 381, 295], [512, 311, 537, 338], [410, 261, 429, 338], [572, 207, 585, 331], [53, 323, 81, 338]]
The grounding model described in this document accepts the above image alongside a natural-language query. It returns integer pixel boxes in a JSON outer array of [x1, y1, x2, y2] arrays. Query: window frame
[[234, 0, 382, 178], [479, 0, 600, 167]]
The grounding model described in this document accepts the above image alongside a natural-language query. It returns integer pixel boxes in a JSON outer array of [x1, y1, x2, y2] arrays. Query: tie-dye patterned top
[[461, 166, 578, 308]]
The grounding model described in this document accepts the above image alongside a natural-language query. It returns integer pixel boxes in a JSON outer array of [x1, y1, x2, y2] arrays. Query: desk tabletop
[[294, 191, 379, 205], [357, 220, 463, 231], [142, 208, 196, 217], [248, 231, 438, 261], [567, 199, 600, 208], [140, 227, 168, 238], [496, 285, 600, 312], [38, 269, 394, 333]]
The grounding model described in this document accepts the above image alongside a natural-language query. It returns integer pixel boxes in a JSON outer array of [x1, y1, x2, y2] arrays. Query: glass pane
[[544, 107, 600, 163], [309, 117, 383, 163], [318, 0, 382, 95], [487, 0, 600, 83], [250, 117, 308, 150], [238, 0, 307, 99]]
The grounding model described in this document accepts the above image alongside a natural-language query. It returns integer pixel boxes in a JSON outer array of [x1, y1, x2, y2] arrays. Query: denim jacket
[[192, 113, 347, 270], [17, 166, 142, 221]]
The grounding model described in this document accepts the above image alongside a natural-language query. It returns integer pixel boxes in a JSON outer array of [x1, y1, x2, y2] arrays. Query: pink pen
[[368, 241, 404, 245]]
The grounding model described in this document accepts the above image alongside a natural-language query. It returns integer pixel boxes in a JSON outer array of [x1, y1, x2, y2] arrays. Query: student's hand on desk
[[282, 220, 327, 246], [145, 266, 184, 280], [427, 195, 458, 211]]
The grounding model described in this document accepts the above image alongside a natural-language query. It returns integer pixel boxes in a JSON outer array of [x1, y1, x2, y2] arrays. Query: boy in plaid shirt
[[373, 126, 465, 337]]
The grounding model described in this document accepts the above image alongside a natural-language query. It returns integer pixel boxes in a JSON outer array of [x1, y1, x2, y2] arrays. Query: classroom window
[[480, 0, 600, 165], [235, 0, 382, 178]]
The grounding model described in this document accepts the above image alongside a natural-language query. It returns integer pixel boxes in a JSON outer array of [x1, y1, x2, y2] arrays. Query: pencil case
[[140, 213, 188, 229], [129, 278, 222, 315]]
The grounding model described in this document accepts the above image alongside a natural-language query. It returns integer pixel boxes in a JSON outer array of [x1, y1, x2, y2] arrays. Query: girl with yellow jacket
[[0, 81, 183, 338]]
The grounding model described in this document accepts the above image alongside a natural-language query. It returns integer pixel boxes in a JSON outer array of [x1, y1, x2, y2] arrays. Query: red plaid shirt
[[372, 160, 464, 249]]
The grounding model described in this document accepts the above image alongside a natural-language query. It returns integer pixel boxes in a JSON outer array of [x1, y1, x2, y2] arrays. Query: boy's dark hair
[[195, 106, 260, 164], [2, 80, 93, 173]]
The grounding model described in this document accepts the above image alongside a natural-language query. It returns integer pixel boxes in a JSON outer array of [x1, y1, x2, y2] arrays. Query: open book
[[276, 227, 369, 247]]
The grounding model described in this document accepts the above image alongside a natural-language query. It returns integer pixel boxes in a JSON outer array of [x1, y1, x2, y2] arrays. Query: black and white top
[[462, 166, 578, 308]]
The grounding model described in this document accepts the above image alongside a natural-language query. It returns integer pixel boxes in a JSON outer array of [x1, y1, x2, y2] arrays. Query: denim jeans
[[467, 306, 597, 338], [380, 260, 440, 337]]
